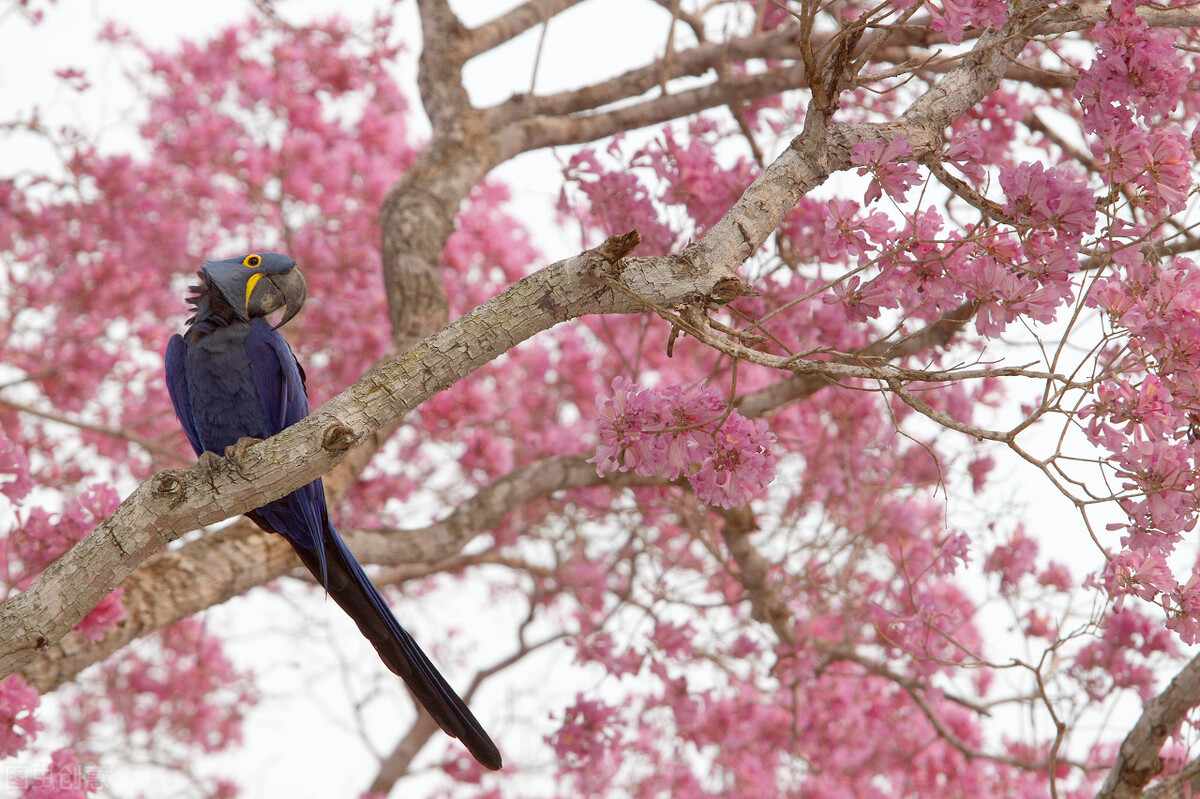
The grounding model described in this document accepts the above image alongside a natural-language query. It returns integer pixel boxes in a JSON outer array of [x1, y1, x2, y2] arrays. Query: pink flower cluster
[[1077, 0, 1200, 638], [548, 695, 623, 769], [928, 0, 1008, 44], [13, 749, 99, 799], [560, 119, 759, 254], [1084, 254, 1200, 640], [2, 484, 125, 644], [0, 675, 41, 759], [812, 182, 1089, 337], [851, 137, 921, 205], [70, 618, 257, 755], [999, 162, 1095, 240], [591, 378, 776, 508], [1070, 607, 1176, 701], [1076, 0, 1192, 223]]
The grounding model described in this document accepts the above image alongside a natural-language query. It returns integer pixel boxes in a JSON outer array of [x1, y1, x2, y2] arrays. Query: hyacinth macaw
[[164, 252, 501, 770]]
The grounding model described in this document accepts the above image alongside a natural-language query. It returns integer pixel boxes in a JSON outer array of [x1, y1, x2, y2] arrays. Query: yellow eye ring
[[243, 254, 262, 268]]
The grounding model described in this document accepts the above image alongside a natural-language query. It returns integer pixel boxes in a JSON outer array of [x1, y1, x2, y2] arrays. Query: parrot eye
[[243, 254, 262, 268]]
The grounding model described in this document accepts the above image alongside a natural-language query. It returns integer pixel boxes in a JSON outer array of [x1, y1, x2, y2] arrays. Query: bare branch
[[486, 25, 809, 124], [718, 506, 796, 644], [464, 0, 586, 57], [0, 396, 185, 464], [1143, 757, 1200, 799], [506, 60, 812, 151]]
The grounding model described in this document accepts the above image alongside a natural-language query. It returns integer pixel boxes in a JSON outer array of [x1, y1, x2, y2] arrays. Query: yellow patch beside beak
[[244, 273, 263, 315]]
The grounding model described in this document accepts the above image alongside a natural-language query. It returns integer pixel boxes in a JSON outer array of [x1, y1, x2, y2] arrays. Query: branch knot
[[593, 230, 641, 268], [321, 423, 358, 453], [151, 472, 185, 500]]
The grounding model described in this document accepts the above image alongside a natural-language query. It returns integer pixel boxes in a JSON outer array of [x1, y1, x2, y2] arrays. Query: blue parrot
[[164, 252, 501, 770]]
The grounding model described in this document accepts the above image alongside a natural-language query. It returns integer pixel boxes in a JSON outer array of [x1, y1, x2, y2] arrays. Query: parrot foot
[[197, 451, 224, 488], [224, 437, 263, 480]]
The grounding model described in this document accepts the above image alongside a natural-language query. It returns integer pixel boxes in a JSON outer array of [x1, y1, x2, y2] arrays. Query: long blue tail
[[259, 509, 502, 770]]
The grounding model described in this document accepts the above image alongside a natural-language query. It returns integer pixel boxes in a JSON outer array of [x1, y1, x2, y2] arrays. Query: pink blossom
[[1133, 128, 1193, 215], [73, 589, 125, 643], [943, 130, 985, 182], [983, 527, 1039, 593], [967, 455, 994, 493], [1075, 2, 1187, 130], [0, 675, 41, 759], [590, 376, 669, 477], [852, 137, 921, 204], [1039, 562, 1074, 591], [14, 749, 99, 799], [549, 695, 623, 767], [0, 431, 33, 501], [999, 162, 1096, 240], [824, 274, 896, 321], [53, 67, 90, 92], [645, 121, 758, 233], [1101, 549, 1176, 610], [821, 199, 893, 261], [1073, 608, 1177, 700], [930, 0, 1008, 44], [85, 618, 257, 755], [936, 531, 971, 576], [592, 378, 777, 508], [560, 140, 676, 255]]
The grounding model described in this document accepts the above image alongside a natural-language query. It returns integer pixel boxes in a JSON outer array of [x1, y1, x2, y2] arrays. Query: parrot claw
[[197, 451, 224, 488], [224, 437, 263, 480]]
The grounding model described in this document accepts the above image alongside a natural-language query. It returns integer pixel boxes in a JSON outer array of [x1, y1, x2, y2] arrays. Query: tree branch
[[507, 61, 812, 151], [486, 25, 809, 125], [1097, 652, 1200, 799], [464, 0, 586, 58], [1143, 756, 1200, 799], [0, 396, 184, 464]]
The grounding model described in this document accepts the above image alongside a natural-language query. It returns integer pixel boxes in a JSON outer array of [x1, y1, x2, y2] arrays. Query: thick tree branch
[[383, 0, 474, 344], [415, 0, 470, 133], [1097, 652, 1200, 799], [11, 456, 649, 689], [1041, 3, 1200, 33]]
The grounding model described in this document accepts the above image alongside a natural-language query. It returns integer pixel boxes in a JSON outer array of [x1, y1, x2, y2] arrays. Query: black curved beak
[[247, 268, 308, 329]]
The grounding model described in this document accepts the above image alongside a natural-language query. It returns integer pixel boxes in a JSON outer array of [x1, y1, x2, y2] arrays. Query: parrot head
[[200, 252, 307, 329]]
